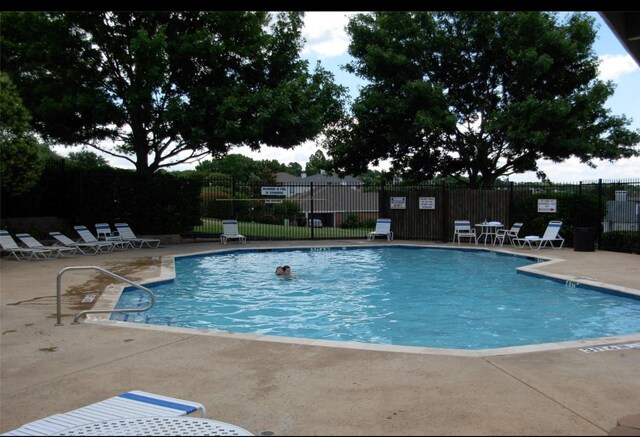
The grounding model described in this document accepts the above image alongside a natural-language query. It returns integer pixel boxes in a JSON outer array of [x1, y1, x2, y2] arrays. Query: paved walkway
[[1, 240, 639, 435]]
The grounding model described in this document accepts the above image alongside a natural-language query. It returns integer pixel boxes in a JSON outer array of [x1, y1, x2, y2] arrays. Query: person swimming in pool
[[275, 265, 294, 277]]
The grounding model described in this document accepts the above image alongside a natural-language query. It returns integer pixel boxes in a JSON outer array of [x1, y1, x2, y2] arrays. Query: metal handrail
[[56, 266, 156, 325]]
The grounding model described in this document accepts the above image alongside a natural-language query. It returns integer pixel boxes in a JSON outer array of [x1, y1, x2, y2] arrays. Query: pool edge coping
[[87, 243, 640, 357]]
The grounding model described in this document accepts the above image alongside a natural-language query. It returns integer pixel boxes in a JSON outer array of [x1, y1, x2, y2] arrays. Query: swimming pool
[[112, 246, 640, 350]]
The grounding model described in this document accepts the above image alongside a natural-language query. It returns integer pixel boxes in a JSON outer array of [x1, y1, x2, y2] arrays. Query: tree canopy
[[66, 150, 111, 170], [0, 72, 47, 195], [1, 11, 347, 175], [323, 12, 640, 188]]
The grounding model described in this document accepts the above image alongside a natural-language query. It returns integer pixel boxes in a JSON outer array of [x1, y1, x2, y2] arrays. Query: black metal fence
[[193, 176, 639, 253], [1, 167, 638, 253]]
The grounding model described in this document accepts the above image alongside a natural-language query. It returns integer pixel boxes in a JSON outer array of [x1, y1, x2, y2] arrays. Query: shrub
[[600, 231, 639, 254], [341, 212, 361, 229]]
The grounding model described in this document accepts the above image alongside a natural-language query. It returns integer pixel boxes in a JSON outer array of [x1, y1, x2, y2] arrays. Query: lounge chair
[[221, 219, 247, 244], [73, 226, 116, 253], [49, 231, 103, 255], [114, 223, 161, 248], [453, 220, 477, 245], [367, 218, 393, 241], [493, 222, 523, 247], [514, 220, 565, 249], [1, 390, 208, 436], [0, 230, 53, 261], [15, 233, 78, 258], [95, 223, 135, 249]]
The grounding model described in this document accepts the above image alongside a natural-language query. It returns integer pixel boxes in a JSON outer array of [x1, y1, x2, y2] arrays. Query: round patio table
[[53, 416, 254, 436], [475, 222, 504, 245]]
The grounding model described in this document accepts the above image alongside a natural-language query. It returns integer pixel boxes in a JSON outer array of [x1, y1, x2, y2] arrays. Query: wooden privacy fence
[[380, 187, 516, 241]]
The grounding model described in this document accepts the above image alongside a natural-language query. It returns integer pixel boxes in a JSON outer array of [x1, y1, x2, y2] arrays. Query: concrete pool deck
[[1, 239, 639, 435]]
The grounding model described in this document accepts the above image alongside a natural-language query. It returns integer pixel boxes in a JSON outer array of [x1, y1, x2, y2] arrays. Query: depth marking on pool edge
[[580, 343, 640, 353]]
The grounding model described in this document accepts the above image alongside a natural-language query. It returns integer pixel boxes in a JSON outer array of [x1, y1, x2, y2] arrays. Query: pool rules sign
[[537, 199, 557, 213], [390, 196, 406, 209]]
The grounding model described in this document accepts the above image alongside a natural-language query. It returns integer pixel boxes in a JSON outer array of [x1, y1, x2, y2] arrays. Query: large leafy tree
[[323, 12, 640, 188], [0, 72, 46, 195], [1, 11, 347, 175], [305, 150, 331, 175]]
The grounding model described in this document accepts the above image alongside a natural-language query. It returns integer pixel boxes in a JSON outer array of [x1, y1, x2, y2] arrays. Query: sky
[[54, 11, 640, 183]]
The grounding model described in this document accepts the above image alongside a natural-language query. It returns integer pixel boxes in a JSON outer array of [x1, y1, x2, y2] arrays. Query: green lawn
[[194, 218, 372, 239]]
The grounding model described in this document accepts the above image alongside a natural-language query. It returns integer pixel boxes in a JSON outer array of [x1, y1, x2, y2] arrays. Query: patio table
[[475, 222, 504, 245]]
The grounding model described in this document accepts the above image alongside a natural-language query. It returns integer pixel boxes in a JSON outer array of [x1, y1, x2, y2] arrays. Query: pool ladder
[[55, 266, 155, 326]]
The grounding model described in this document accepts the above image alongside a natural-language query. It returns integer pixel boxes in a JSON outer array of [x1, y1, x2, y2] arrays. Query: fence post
[[231, 176, 237, 219], [310, 182, 314, 239], [441, 180, 447, 242], [508, 182, 514, 229], [597, 178, 602, 249]]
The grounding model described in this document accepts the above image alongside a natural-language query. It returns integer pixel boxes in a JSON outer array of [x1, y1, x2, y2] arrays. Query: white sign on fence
[[390, 196, 406, 209], [537, 198, 557, 213], [261, 186, 287, 196], [419, 197, 436, 210]]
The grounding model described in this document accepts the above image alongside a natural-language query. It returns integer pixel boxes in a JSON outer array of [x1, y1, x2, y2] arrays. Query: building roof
[[600, 12, 640, 67], [289, 186, 378, 213], [275, 172, 363, 185]]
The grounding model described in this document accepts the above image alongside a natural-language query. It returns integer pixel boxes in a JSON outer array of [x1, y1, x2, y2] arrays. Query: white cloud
[[233, 141, 320, 167], [598, 54, 639, 81], [508, 156, 640, 183], [302, 12, 357, 58]]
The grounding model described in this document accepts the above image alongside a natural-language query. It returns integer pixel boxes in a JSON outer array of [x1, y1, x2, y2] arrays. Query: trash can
[[573, 227, 595, 252]]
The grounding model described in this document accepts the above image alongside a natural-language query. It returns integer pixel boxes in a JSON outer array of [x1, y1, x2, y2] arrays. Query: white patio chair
[[514, 220, 564, 249], [95, 223, 135, 249], [114, 223, 161, 248], [74, 225, 117, 252], [15, 233, 78, 258], [1, 390, 208, 436], [493, 222, 523, 247], [220, 219, 247, 244], [49, 231, 103, 255], [367, 218, 393, 241], [0, 230, 53, 261], [453, 220, 477, 245]]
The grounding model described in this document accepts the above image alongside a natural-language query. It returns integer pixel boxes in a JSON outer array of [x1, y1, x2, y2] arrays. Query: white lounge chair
[[493, 222, 523, 247], [74, 225, 116, 253], [514, 220, 565, 249], [221, 219, 246, 244], [49, 231, 104, 255], [114, 223, 161, 248], [15, 233, 78, 258], [95, 223, 135, 249], [0, 230, 53, 261], [1, 390, 208, 436], [453, 220, 477, 245], [367, 218, 393, 241]]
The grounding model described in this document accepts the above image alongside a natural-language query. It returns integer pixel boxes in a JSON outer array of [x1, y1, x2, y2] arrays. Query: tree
[[323, 12, 640, 188], [0, 72, 46, 196], [67, 150, 111, 169], [1, 11, 347, 175], [284, 161, 303, 176], [305, 149, 331, 176]]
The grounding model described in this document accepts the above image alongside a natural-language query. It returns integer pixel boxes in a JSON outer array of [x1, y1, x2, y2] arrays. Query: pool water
[[113, 246, 640, 350]]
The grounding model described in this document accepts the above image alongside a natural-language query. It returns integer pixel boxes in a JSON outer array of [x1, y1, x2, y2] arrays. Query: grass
[[193, 218, 373, 239]]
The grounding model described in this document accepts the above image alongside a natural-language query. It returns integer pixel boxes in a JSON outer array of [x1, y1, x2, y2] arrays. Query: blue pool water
[[113, 246, 640, 350]]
